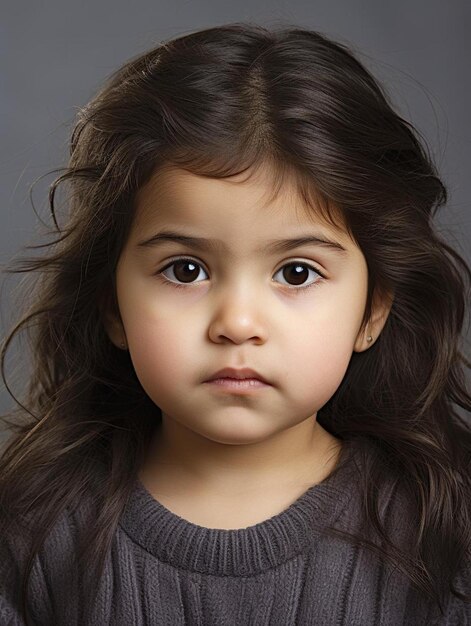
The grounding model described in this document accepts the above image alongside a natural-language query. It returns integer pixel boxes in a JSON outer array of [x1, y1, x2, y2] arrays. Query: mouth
[[205, 367, 271, 385], [204, 377, 271, 393], [204, 366, 273, 393]]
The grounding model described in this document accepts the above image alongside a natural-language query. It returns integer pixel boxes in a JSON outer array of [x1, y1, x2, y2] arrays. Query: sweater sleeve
[[432, 558, 471, 625], [0, 580, 25, 626], [425, 562, 471, 626], [0, 519, 52, 625], [0, 524, 28, 625]]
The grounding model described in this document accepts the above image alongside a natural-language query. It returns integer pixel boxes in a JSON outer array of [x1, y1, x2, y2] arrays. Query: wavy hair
[[1, 22, 470, 624]]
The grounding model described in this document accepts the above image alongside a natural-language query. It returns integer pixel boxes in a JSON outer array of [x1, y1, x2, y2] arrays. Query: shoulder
[[1, 510, 61, 624], [346, 438, 471, 623], [336, 437, 417, 549], [1, 472, 103, 571], [1, 479, 103, 620], [428, 557, 471, 624]]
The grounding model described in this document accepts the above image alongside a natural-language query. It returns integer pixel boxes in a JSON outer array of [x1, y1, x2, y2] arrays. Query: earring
[[120, 341, 127, 349], [366, 335, 373, 343]]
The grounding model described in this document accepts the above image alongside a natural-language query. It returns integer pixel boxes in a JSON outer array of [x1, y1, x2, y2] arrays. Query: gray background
[[1, 1, 470, 423]]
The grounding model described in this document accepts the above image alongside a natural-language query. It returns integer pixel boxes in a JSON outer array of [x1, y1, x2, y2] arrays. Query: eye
[[156, 257, 326, 291], [273, 262, 325, 290], [158, 259, 209, 287]]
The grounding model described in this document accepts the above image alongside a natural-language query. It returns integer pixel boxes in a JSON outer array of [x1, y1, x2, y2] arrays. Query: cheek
[[116, 269, 192, 390], [125, 313, 191, 401], [285, 324, 356, 406]]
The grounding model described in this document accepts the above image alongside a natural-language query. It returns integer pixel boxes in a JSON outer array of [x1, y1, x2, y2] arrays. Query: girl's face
[[105, 165, 387, 479]]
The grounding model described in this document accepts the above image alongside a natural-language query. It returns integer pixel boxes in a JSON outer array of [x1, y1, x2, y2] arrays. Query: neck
[[138, 415, 343, 499]]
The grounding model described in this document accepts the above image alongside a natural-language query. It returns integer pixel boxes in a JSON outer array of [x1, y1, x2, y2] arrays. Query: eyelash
[[154, 256, 327, 292]]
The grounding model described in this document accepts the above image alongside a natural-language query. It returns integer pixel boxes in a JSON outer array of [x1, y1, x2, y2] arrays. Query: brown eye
[[273, 262, 323, 288], [161, 259, 208, 284], [156, 257, 325, 292]]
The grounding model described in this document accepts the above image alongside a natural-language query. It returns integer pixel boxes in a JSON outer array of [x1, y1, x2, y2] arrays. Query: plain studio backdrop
[[0, 0, 470, 431]]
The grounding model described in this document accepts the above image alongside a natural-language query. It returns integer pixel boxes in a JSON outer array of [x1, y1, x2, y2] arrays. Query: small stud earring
[[366, 335, 373, 342], [120, 341, 126, 349]]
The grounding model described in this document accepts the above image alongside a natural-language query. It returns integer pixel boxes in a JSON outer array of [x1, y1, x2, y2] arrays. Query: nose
[[207, 287, 267, 345]]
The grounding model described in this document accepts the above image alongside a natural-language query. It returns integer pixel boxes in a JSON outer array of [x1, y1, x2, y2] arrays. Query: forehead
[[133, 165, 349, 240]]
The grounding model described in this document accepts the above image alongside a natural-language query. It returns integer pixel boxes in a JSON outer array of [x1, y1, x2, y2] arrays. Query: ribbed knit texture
[[1, 438, 469, 625]]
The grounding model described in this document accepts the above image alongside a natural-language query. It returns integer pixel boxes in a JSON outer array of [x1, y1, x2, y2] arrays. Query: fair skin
[[102, 164, 393, 528]]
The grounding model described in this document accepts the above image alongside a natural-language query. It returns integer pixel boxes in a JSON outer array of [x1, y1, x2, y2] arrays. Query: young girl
[[1, 21, 470, 625]]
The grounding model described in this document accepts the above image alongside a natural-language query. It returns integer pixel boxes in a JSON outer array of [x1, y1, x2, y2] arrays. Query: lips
[[205, 367, 270, 384]]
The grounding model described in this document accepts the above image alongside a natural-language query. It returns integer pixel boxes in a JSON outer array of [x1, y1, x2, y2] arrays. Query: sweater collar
[[119, 438, 360, 577]]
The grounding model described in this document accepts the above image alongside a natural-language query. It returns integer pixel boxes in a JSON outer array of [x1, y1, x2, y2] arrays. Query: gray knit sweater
[[1, 438, 469, 625]]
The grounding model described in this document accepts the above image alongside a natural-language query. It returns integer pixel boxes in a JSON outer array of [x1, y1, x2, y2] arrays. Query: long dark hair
[[1, 22, 470, 624]]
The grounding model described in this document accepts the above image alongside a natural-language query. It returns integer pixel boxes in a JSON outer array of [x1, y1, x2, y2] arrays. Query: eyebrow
[[136, 229, 348, 256]]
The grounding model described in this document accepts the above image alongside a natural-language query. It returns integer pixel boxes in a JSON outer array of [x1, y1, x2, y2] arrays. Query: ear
[[353, 287, 394, 353], [97, 288, 128, 350]]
